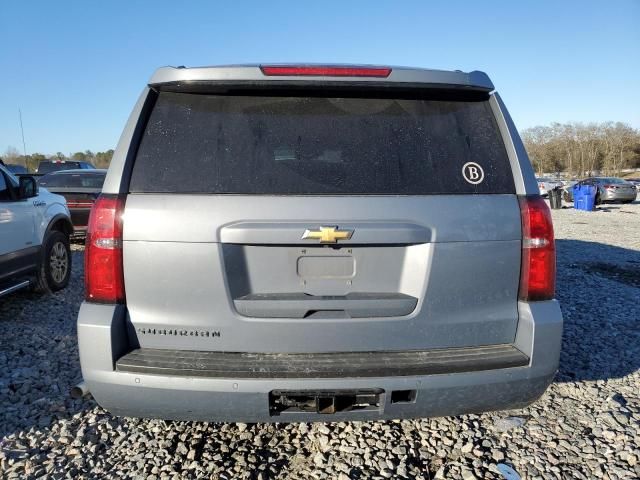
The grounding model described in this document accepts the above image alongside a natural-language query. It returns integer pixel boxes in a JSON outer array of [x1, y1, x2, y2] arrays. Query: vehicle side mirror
[[18, 176, 38, 199]]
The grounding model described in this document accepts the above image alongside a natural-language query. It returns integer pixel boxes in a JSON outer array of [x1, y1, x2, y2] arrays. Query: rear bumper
[[77, 301, 562, 422], [68, 207, 90, 237], [601, 190, 637, 202], [71, 226, 87, 237]]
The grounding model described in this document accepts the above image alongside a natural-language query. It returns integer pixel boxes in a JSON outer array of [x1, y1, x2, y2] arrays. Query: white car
[[0, 163, 73, 297]]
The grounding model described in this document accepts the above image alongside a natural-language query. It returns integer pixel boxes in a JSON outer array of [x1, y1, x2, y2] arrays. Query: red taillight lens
[[518, 196, 555, 301], [260, 65, 392, 77], [85, 194, 126, 303]]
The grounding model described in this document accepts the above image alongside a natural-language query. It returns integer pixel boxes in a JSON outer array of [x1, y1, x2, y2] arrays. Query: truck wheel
[[34, 231, 72, 293]]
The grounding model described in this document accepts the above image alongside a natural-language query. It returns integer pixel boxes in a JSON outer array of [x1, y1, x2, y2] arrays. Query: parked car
[[0, 164, 73, 298], [535, 177, 563, 197], [562, 177, 637, 204], [77, 64, 562, 422], [625, 177, 640, 187], [37, 160, 96, 174], [38, 169, 106, 237], [4, 164, 29, 175]]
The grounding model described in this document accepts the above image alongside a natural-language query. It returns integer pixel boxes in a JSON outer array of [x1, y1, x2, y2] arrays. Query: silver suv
[[77, 64, 562, 422]]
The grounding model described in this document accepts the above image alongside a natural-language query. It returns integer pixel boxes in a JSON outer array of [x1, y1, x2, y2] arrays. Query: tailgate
[[121, 88, 521, 353], [122, 194, 521, 352]]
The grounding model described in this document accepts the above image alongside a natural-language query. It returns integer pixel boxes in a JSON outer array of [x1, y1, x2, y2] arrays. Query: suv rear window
[[38, 162, 82, 174], [39, 172, 106, 188], [130, 91, 514, 195]]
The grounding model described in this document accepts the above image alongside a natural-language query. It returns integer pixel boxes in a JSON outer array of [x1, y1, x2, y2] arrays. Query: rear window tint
[[38, 162, 81, 174], [130, 91, 514, 195], [596, 177, 627, 184], [39, 173, 105, 188]]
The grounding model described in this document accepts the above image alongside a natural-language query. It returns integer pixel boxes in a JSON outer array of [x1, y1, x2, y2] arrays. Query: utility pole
[[19, 108, 27, 158]]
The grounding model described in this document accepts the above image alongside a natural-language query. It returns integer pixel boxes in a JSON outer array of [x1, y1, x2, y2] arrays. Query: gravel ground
[[1, 200, 639, 479]]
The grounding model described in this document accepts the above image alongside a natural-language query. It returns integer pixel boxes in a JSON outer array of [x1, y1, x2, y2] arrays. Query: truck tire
[[34, 231, 72, 293]]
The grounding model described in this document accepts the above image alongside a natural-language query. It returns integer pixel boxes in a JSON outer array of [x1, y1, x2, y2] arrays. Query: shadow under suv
[[77, 64, 562, 422]]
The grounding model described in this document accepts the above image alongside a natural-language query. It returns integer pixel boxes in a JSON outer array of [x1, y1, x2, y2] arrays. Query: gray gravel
[[1, 201, 639, 479]]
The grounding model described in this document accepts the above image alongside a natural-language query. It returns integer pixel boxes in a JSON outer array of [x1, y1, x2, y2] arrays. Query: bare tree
[[2, 146, 24, 166], [521, 122, 640, 177]]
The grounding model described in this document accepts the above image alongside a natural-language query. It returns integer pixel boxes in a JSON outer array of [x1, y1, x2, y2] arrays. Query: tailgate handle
[[220, 222, 431, 245], [233, 292, 417, 318]]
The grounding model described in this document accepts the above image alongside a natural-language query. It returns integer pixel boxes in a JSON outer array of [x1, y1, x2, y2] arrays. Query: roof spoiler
[[148, 65, 494, 93]]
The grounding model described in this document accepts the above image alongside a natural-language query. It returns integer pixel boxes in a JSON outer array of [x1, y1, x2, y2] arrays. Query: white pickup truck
[[0, 163, 73, 298]]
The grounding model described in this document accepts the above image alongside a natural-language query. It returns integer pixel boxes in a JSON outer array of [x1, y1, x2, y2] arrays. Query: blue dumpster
[[573, 184, 597, 211]]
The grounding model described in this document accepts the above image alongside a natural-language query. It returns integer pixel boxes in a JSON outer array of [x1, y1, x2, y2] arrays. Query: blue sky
[[1, 0, 639, 155]]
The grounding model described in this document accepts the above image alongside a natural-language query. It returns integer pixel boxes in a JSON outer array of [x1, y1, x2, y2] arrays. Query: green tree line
[[1, 147, 114, 172]]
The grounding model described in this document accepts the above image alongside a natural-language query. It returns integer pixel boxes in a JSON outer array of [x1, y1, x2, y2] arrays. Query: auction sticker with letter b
[[462, 162, 485, 184]]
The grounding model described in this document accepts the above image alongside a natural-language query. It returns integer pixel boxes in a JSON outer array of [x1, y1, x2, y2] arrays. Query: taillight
[[260, 65, 392, 77], [85, 194, 126, 303], [518, 196, 555, 301]]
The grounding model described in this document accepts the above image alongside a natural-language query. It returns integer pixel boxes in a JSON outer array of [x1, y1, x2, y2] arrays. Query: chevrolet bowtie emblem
[[302, 226, 354, 243]]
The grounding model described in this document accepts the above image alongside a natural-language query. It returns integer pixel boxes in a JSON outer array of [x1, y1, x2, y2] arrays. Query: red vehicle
[[38, 169, 106, 237]]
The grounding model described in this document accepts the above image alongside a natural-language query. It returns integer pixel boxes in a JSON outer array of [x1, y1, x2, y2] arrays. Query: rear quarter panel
[[37, 190, 70, 245]]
